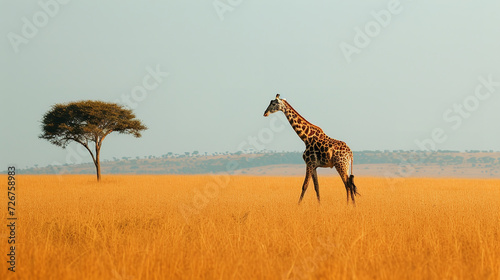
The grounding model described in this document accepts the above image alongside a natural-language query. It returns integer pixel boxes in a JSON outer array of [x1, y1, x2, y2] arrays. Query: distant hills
[[20, 150, 500, 178]]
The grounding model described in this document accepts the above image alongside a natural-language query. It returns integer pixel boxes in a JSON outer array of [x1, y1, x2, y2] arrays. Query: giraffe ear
[[276, 94, 280, 99]]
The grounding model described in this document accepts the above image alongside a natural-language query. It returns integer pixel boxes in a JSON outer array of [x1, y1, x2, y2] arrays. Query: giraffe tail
[[349, 175, 359, 196], [349, 157, 360, 196]]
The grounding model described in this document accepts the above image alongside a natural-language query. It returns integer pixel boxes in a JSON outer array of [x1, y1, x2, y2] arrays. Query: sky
[[1, 0, 500, 169]]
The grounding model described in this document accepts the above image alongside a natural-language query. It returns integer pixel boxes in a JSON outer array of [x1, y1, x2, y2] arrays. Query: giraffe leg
[[335, 165, 351, 204], [344, 179, 351, 204], [311, 168, 320, 203], [298, 166, 312, 204]]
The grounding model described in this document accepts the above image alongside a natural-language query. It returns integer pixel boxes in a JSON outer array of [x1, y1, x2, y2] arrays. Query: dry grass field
[[1, 175, 499, 280]]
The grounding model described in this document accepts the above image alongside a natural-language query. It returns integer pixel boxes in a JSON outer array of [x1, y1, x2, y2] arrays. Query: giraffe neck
[[282, 100, 324, 143]]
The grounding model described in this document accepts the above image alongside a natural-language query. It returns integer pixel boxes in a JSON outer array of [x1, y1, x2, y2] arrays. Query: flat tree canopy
[[39, 100, 147, 181]]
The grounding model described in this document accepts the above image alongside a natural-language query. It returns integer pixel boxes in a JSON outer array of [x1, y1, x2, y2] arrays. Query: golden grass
[[1, 175, 499, 280]]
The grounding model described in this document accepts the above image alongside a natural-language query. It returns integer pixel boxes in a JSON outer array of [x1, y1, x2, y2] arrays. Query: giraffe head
[[263, 94, 286, 117]]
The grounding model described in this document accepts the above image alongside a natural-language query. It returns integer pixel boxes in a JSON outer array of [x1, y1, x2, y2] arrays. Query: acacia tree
[[39, 100, 147, 181]]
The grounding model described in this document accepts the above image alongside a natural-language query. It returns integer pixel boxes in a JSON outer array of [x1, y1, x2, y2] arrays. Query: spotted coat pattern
[[264, 95, 358, 204]]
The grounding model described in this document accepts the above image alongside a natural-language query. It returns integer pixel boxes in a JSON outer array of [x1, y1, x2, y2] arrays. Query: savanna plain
[[1, 175, 499, 280]]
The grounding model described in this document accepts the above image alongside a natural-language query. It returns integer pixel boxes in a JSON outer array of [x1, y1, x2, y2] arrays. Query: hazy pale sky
[[2, 0, 500, 168]]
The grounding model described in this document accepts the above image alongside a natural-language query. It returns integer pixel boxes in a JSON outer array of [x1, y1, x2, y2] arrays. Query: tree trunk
[[95, 159, 101, 181], [79, 141, 102, 182], [95, 145, 101, 181]]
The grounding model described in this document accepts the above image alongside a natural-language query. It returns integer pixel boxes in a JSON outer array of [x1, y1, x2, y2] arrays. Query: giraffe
[[263, 94, 359, 204]]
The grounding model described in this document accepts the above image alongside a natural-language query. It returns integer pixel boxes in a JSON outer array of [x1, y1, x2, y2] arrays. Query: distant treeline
[[21, 150, 500, 175]]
